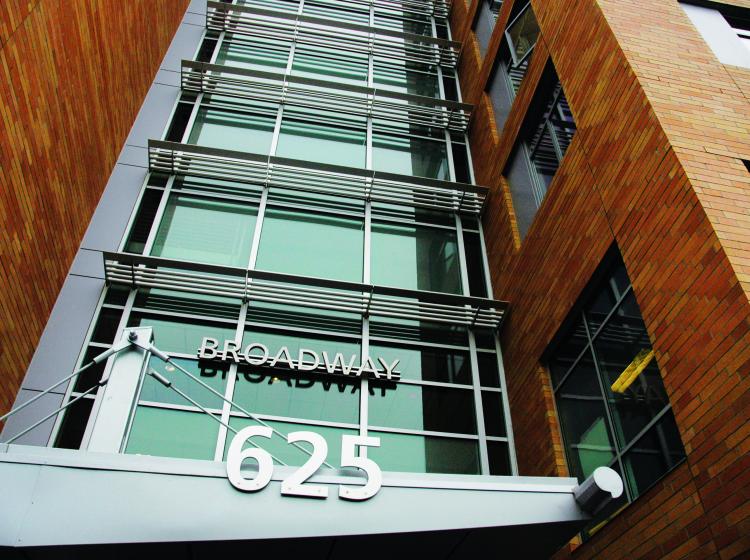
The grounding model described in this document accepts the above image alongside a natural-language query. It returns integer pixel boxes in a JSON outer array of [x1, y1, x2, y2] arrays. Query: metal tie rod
[[3, 382, 106, 445], [0, 334, 137, 425], [146, 369, 287, 466], [147, 349, 335, 469]]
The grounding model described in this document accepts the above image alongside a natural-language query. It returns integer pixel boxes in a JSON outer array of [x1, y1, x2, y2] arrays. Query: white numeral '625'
[[226, 427, 382, 501]]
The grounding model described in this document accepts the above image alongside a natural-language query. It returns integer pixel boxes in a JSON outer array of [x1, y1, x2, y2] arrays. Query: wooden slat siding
[[456, 0, 750, 557], [0, 0, 190, 423]]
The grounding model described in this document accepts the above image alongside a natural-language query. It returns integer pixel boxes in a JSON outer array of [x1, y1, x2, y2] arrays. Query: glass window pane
[[225, 417, 358, 466], [477, 352, 501, 388], [556, 350, 616, 481], [507, 3, 540, 62], [369, 431, 480, 474], [548, 314, 587, 388], [276, 119, 366, 167], [488, 440, 512, 475], [368, 343, 472, 385], [216, 38, 291, 73], [593, 292, 670, 448], [188, 106, 275, 154], [623, 413, 685, 498], [463, 230, 488, 297], [234, 329, 361, 424], [140, 357, 228, 410], [372, 133, 450, 180], [127, 315, 236, 355], [482, 391, 507, 437], [373, 61, 440, 97], [151, 195, 257, 267], [371, 222, 461, 293], [585, 263, 631, 333], [126, 406, 218, 460], [369, 383, 477, 434], [293, 48, 368, 84], [256, 208, 364, 282]]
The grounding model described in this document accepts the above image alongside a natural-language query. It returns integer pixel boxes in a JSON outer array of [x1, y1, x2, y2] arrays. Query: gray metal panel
[[506, 144, 538, 240], [80, 164, 148, 252], [160, 22, 206, 73], [187, 0, 207, 15], [124, 83, 181, 149], [682, 3, 750, 68], [0, 446, 587, 548], [183, 11, 204, 27], [117, 145, 149, 168], [154, 69, 181, 88], [0, 391, 63, 445], [69, 249, 105, 280], [474, 2, 495, 58], [16, 275, 103, 393]]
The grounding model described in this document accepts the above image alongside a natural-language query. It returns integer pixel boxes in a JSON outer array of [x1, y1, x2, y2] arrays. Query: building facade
[[1, 0, 748, 558]]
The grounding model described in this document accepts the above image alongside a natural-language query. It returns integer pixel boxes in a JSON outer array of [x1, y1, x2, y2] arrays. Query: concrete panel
[[80, 163, 148, 253], [0, 391, 64, 446], [124, 83, 181, 148], [18, 275, 103, 393], [69, 249, 104, 280]]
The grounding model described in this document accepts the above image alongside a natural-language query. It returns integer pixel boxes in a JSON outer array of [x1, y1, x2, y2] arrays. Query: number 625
[[226, 427, 382, 501]]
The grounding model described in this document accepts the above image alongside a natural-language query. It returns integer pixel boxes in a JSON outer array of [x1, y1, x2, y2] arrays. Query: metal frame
[[148, 140, 487, 215], [181, 60, 472, 134], [208, 1, 457, 68]]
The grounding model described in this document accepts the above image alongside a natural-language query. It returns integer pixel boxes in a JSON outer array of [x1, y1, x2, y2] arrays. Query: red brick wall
[[455, 0, 750, 557], [0, 1, 189, 419]]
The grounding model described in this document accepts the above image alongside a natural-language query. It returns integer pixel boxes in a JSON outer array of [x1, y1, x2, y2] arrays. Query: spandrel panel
[[151, 195, 257, 268]]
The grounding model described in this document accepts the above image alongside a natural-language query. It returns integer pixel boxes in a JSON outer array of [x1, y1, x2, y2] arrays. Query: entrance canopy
[[0, 444, 600, 558]]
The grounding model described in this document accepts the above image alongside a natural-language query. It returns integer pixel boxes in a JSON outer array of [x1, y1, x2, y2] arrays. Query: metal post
[[87, 328, 154, 453]]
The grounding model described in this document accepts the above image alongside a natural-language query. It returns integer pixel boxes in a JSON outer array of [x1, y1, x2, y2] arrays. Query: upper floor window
[[485, 1, 539, 134], [503, 62, 575, 239], [546, 249, 686, 532], [681, 2, 750, 68]]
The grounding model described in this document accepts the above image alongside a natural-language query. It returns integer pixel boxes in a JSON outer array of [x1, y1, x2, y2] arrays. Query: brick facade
[[454, 0, 750, 557], [0, 1, 189, 420]]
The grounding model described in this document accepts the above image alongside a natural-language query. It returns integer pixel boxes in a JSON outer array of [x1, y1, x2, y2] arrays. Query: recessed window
[[546, 249, 686, 530], [503, 61, 576, 239], [681, 2, 750, 68]]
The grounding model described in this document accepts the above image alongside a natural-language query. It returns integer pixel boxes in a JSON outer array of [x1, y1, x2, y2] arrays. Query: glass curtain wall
[[51, 0, 514, 477]]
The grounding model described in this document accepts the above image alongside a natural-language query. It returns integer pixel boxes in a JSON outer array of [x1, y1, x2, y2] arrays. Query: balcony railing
[[103, 252, 508, 330], [181, 61, 472, 134], [148, 140, 487, 215]]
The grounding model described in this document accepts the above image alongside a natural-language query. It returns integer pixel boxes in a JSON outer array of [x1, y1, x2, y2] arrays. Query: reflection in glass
[[506, 3, 540, 62], [141, 357, 228, 410], [557, 350, 615, 480], [368, 343, 472, 385], [276, 119, 366, 167], [127, 315, 236, 355], [126, 406, 218, 460], [369, 431, 480, 474], [371, 222, 461, 293], [369, 383, 477, 434], [256, 208, 364, 282], [151, 195, 257, 267], [188, 106, 275, 154], [372, 133, 449, 180], [225, 417, 358, 466], [216, 38, 290, 73]]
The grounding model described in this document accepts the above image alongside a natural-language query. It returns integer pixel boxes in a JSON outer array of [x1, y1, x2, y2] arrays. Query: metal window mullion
[[213, 302, 246, 462], [455, 215, 490, 475], [117, 174, 154, 254], [209, 30, 227, 65], [584, 311, 633, 502]]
